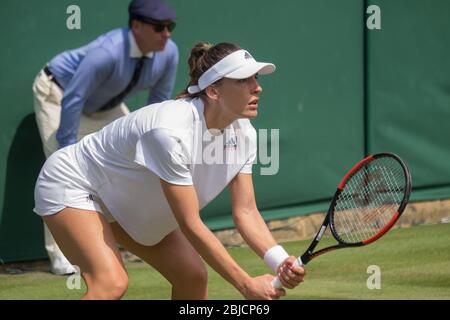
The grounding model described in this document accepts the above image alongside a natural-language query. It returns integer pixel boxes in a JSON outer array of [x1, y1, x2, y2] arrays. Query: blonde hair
[[176, 42, 241, 99]]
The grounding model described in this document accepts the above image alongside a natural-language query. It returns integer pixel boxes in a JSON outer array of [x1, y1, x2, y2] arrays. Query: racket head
[[329, 153, 412, 246]]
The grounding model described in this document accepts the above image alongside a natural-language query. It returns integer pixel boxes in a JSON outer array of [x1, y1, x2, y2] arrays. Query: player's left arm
[[229, 173, 277, 256], [229, 173, 305, 288]]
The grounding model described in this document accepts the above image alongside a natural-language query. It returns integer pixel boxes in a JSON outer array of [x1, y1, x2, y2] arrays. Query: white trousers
[[32, 69, 129, 273]]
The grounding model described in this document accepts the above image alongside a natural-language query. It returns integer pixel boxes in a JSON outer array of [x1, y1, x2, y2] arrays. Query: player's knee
[[194, 264, 208, 286], [86, 271, 129, 299], [178, 264, 208, 288], [107, 273, 129, 299]]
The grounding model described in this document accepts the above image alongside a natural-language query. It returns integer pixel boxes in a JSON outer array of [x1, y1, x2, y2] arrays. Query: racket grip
[[271, 257, 303, 289]]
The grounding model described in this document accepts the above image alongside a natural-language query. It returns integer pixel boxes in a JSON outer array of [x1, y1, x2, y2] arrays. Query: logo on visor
[[244, 52, 253, 60]]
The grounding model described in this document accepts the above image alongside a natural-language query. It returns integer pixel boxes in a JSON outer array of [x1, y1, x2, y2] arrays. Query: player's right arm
[[160, 180, 285, 300]]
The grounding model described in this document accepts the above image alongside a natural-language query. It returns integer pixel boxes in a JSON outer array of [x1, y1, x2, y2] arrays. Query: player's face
[[216, 74, 263, 119], [132, 20, 173, 53]]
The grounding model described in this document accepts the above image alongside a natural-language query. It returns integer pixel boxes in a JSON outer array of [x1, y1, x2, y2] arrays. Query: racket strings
[[332, 158, 406, 244], [338, 167, 401, 242]]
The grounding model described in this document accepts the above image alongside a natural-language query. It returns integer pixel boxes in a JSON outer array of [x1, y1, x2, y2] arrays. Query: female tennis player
[[34, 42, 305, 300]]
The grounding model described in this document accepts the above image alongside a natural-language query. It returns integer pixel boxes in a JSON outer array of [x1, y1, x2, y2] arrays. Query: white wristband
[[263, 245, 289, 273]]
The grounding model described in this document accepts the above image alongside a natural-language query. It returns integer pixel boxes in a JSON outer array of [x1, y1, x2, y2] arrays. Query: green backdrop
[[0, 0, 449, 263]]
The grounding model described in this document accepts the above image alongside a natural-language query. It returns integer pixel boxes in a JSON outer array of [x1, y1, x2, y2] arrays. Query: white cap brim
[[225, 62, 276, 79]]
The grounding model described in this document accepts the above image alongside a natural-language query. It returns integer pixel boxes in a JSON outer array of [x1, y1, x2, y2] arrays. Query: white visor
[[187, 49, 276, 94]]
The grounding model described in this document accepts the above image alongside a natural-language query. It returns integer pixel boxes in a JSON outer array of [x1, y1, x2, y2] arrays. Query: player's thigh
[[43, 207, 126, 280], [110, 223, 206, 284]]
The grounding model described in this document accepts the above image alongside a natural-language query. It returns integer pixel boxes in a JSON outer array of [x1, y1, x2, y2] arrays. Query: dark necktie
[[99, 57, 146, 111]]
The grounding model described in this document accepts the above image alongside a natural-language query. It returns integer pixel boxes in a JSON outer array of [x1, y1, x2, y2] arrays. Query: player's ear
[[205, 85, 220, 101]]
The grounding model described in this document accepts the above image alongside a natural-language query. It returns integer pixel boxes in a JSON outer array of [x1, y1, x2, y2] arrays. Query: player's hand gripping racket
[[272, 152, 412, 288]]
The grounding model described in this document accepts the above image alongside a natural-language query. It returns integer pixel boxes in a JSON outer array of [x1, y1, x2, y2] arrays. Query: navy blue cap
[[129, 0, 177, 22]]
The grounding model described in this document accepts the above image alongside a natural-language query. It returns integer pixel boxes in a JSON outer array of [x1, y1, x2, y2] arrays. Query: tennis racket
[[272, 152, 412, 288]]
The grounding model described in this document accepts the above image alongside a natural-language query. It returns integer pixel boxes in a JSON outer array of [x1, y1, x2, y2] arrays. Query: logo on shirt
[[244, 52, 253, 60], [86, 194, 95, 203], [224, 137, 237, 150]]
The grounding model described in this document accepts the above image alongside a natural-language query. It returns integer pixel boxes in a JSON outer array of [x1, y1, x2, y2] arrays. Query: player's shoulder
[[158, 98, 194, 115], [151, 99, 196, 129], [235, 118, 257, 136]]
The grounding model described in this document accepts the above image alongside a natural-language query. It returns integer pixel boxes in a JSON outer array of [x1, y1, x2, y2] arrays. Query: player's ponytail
[[176, 42, 241, 99]]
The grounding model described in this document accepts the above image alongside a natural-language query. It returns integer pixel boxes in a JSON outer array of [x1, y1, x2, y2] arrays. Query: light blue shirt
[[48, 28, 179, 148]]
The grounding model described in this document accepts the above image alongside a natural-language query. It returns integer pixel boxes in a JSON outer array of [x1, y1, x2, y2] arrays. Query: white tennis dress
[[34, 98, 257, 246]]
